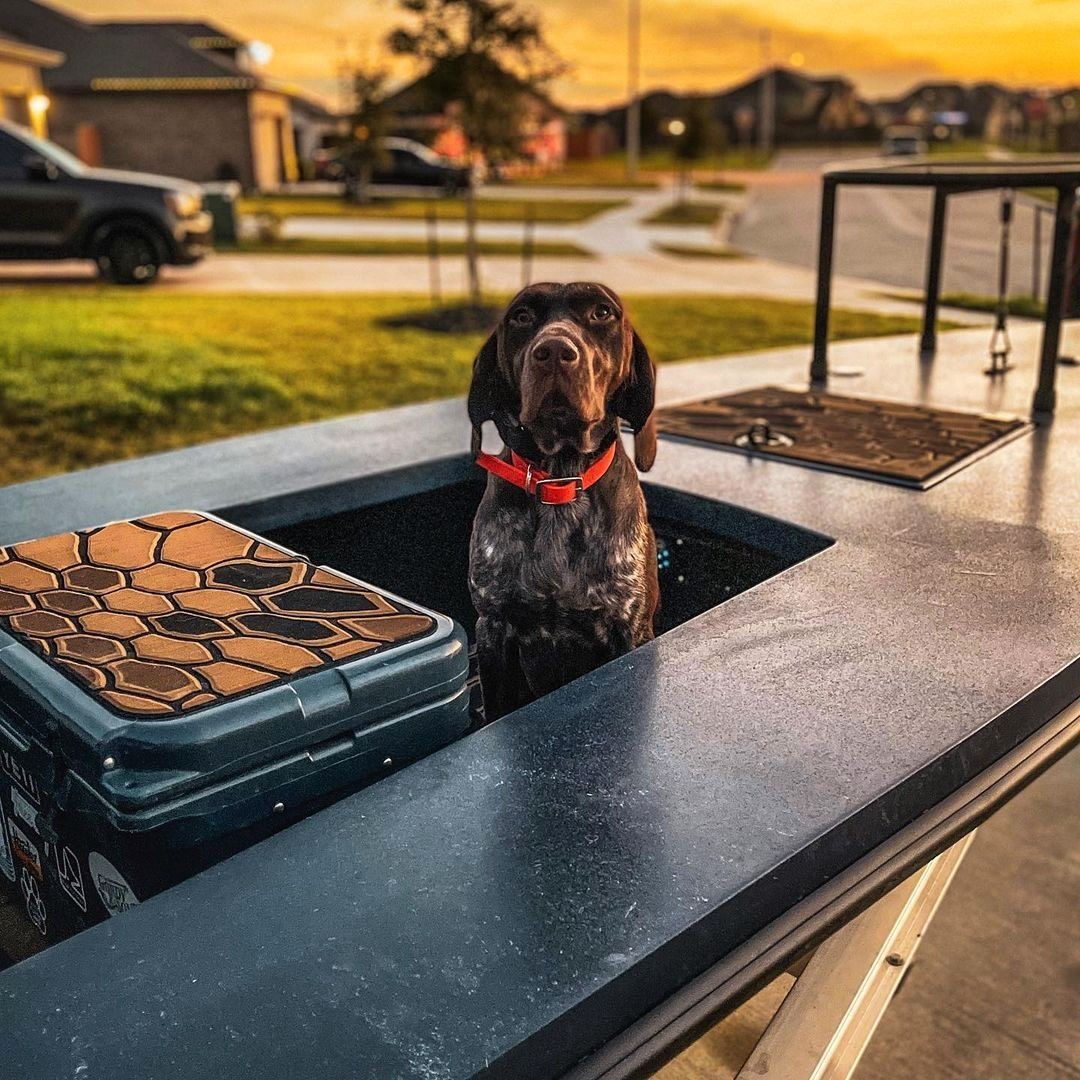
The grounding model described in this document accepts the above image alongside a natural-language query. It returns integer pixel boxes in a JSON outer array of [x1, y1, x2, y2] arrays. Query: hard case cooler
[[0, 511, 469, 951]]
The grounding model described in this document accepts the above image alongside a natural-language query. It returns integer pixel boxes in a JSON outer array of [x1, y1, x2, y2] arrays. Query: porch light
[[28, 94, 50, 137]]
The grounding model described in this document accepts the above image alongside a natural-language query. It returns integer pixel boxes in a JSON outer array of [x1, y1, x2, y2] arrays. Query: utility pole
[[626, 0, 641, 182], [758, 28, 774, 158]]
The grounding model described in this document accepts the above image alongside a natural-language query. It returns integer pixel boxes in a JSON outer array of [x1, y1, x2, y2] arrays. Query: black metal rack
[[810, 158, 1080, 418]]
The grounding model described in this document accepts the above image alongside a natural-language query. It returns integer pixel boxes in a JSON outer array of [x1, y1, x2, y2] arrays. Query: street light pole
[[758, 28, 774, 158], [626, 0, 641, 182]]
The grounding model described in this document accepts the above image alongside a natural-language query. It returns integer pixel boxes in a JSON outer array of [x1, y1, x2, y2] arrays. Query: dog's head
[[468, 282, 657, 471]]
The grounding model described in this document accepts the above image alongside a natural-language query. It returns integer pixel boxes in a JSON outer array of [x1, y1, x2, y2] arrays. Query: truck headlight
[[165, 191, 202, 218]]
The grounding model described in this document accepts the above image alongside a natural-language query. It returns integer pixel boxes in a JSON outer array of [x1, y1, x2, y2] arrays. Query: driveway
[[732, 149, 1054, 299]]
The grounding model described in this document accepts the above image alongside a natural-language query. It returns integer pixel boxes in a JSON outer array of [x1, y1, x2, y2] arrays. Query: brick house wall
[[47, 89, 257, 186]]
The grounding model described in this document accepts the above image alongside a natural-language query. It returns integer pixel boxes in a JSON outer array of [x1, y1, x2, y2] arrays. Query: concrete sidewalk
[[0, 251, 992, 327]]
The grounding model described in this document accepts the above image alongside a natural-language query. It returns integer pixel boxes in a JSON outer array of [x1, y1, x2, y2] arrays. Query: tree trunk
[[464, 182, 482, 308], [345, 162, 373, 205]]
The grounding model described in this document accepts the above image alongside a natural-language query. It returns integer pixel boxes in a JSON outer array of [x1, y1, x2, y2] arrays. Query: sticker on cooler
[[10, 787, 37, 831], [6, 817, 42, 880], [20, 867, 46, 936], [55, 845, 88, 913], [0, 814, 14, 882], [88, 852, 139, 916], [0, 750, 40, 805]]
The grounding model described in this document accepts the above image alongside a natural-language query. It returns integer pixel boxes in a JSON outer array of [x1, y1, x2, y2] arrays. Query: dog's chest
[[470, 499, 646, 618]]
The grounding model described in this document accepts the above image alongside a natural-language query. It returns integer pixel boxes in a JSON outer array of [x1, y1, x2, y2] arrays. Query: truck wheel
[[97, 229, 163, 285]]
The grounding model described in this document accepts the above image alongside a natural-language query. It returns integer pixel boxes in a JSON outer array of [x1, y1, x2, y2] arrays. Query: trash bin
[[0, 511, 469, 947], [201, 181, 241, 247]]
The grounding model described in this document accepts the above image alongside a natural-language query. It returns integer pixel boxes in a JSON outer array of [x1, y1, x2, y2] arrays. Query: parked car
[[0, 120, 212, 284], [881, 125, 928, 157], [313, 137, 473, 194]]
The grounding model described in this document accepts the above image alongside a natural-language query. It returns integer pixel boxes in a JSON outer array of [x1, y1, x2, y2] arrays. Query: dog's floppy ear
[[467, 330, 511, 455], [613, 329, 658, 472]]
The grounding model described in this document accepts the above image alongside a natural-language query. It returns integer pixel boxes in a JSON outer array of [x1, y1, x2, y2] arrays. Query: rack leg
[[1032, 186, 1077, 420], [810, 180, 837, 385], [920, 190, 948, 360]]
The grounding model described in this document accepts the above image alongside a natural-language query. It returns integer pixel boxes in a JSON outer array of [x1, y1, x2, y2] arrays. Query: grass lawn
[[941, 292, 1046, 318], [504, 159, 660, 189], [645, 202, 725, 226], [655, 243, 744, 259], [238, 194, 623, 223], [638, 149, 773, 173], [505, 150, 770, 188], [695, 179, 747, 193], [0, 290, 929, 485], [225, 238, 592, 258], [926, 139, 998, 160], [883, 291, 1046, 318]]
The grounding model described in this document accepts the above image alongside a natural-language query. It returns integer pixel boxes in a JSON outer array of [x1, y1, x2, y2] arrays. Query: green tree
[[388, 0, 564, 305], [341, 68, 393, 204]]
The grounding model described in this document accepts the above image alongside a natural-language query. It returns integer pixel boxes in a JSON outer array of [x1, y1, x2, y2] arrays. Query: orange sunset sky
[[63, 0, 1080, 108]]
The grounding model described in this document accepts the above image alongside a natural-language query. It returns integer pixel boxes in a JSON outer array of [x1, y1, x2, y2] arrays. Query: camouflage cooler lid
[[0, 512, 437, 719]]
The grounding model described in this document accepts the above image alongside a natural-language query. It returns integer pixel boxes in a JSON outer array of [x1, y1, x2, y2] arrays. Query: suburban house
[[714, 68, 873, 145], [385, 54, 566, 169], [871, 80, 1080, 150], [872, 81, 1008, 140], [0, 30, 62, 136], [0, 0, 329, 189], [576, 67, 875, 154]]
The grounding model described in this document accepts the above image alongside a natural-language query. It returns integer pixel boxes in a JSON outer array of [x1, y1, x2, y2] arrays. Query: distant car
[[881, 126, 928, 157], [313, 137, 473, 194], [0, 119, 212, 284]]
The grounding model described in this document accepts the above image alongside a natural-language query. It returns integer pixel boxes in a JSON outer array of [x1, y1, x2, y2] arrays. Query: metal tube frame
[[1033, 185, 1077, 418], [920, 189, 949, 360], [809, 166, 1080, 421], [810, 179, 837, 385]]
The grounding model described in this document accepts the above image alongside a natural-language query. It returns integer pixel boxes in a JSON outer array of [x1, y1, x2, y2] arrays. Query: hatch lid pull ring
[[735, 418, 795, 450]]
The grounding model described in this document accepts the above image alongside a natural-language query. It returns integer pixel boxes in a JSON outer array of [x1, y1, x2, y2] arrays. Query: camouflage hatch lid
[[0, 512, 437, 719]]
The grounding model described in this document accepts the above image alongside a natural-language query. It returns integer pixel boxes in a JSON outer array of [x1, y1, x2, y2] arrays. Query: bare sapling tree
[[388, 0, 565, 308], [342, 67, 393, 205]]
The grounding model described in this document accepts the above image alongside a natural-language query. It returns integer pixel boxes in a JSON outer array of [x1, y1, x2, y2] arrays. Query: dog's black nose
[[532, 335, 579, 366]]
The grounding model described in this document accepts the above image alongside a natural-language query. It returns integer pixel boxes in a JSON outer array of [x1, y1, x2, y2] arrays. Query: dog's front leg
[[475, 615, 533, 723]]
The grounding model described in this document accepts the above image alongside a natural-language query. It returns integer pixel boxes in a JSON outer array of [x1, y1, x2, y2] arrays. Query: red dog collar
[[475, 440, 618, 504]]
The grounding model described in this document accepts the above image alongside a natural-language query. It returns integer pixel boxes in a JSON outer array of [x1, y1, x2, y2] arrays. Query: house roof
[[0, 29, 64, 68], [580, 67, 863, 129], [0, 0, 259, 91], [98, 20, 242, 42]]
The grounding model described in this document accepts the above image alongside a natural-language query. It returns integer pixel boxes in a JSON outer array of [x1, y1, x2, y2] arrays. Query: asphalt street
[[732, 149, 1056, 300]]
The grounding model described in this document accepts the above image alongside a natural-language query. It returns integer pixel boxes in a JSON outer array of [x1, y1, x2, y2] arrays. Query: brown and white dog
[[467, 282, 659, 721]]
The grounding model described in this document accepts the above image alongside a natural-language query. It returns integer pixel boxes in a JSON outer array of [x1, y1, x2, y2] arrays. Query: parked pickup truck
[[0, 119, 212, 284]]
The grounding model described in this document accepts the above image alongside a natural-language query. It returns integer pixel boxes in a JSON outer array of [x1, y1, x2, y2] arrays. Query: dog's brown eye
[[591, 303, 615, 322], [509, 306, 534, 326]]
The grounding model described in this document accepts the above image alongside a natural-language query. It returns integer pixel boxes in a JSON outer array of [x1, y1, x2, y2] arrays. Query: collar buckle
[[534, 475, 584, 502]]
